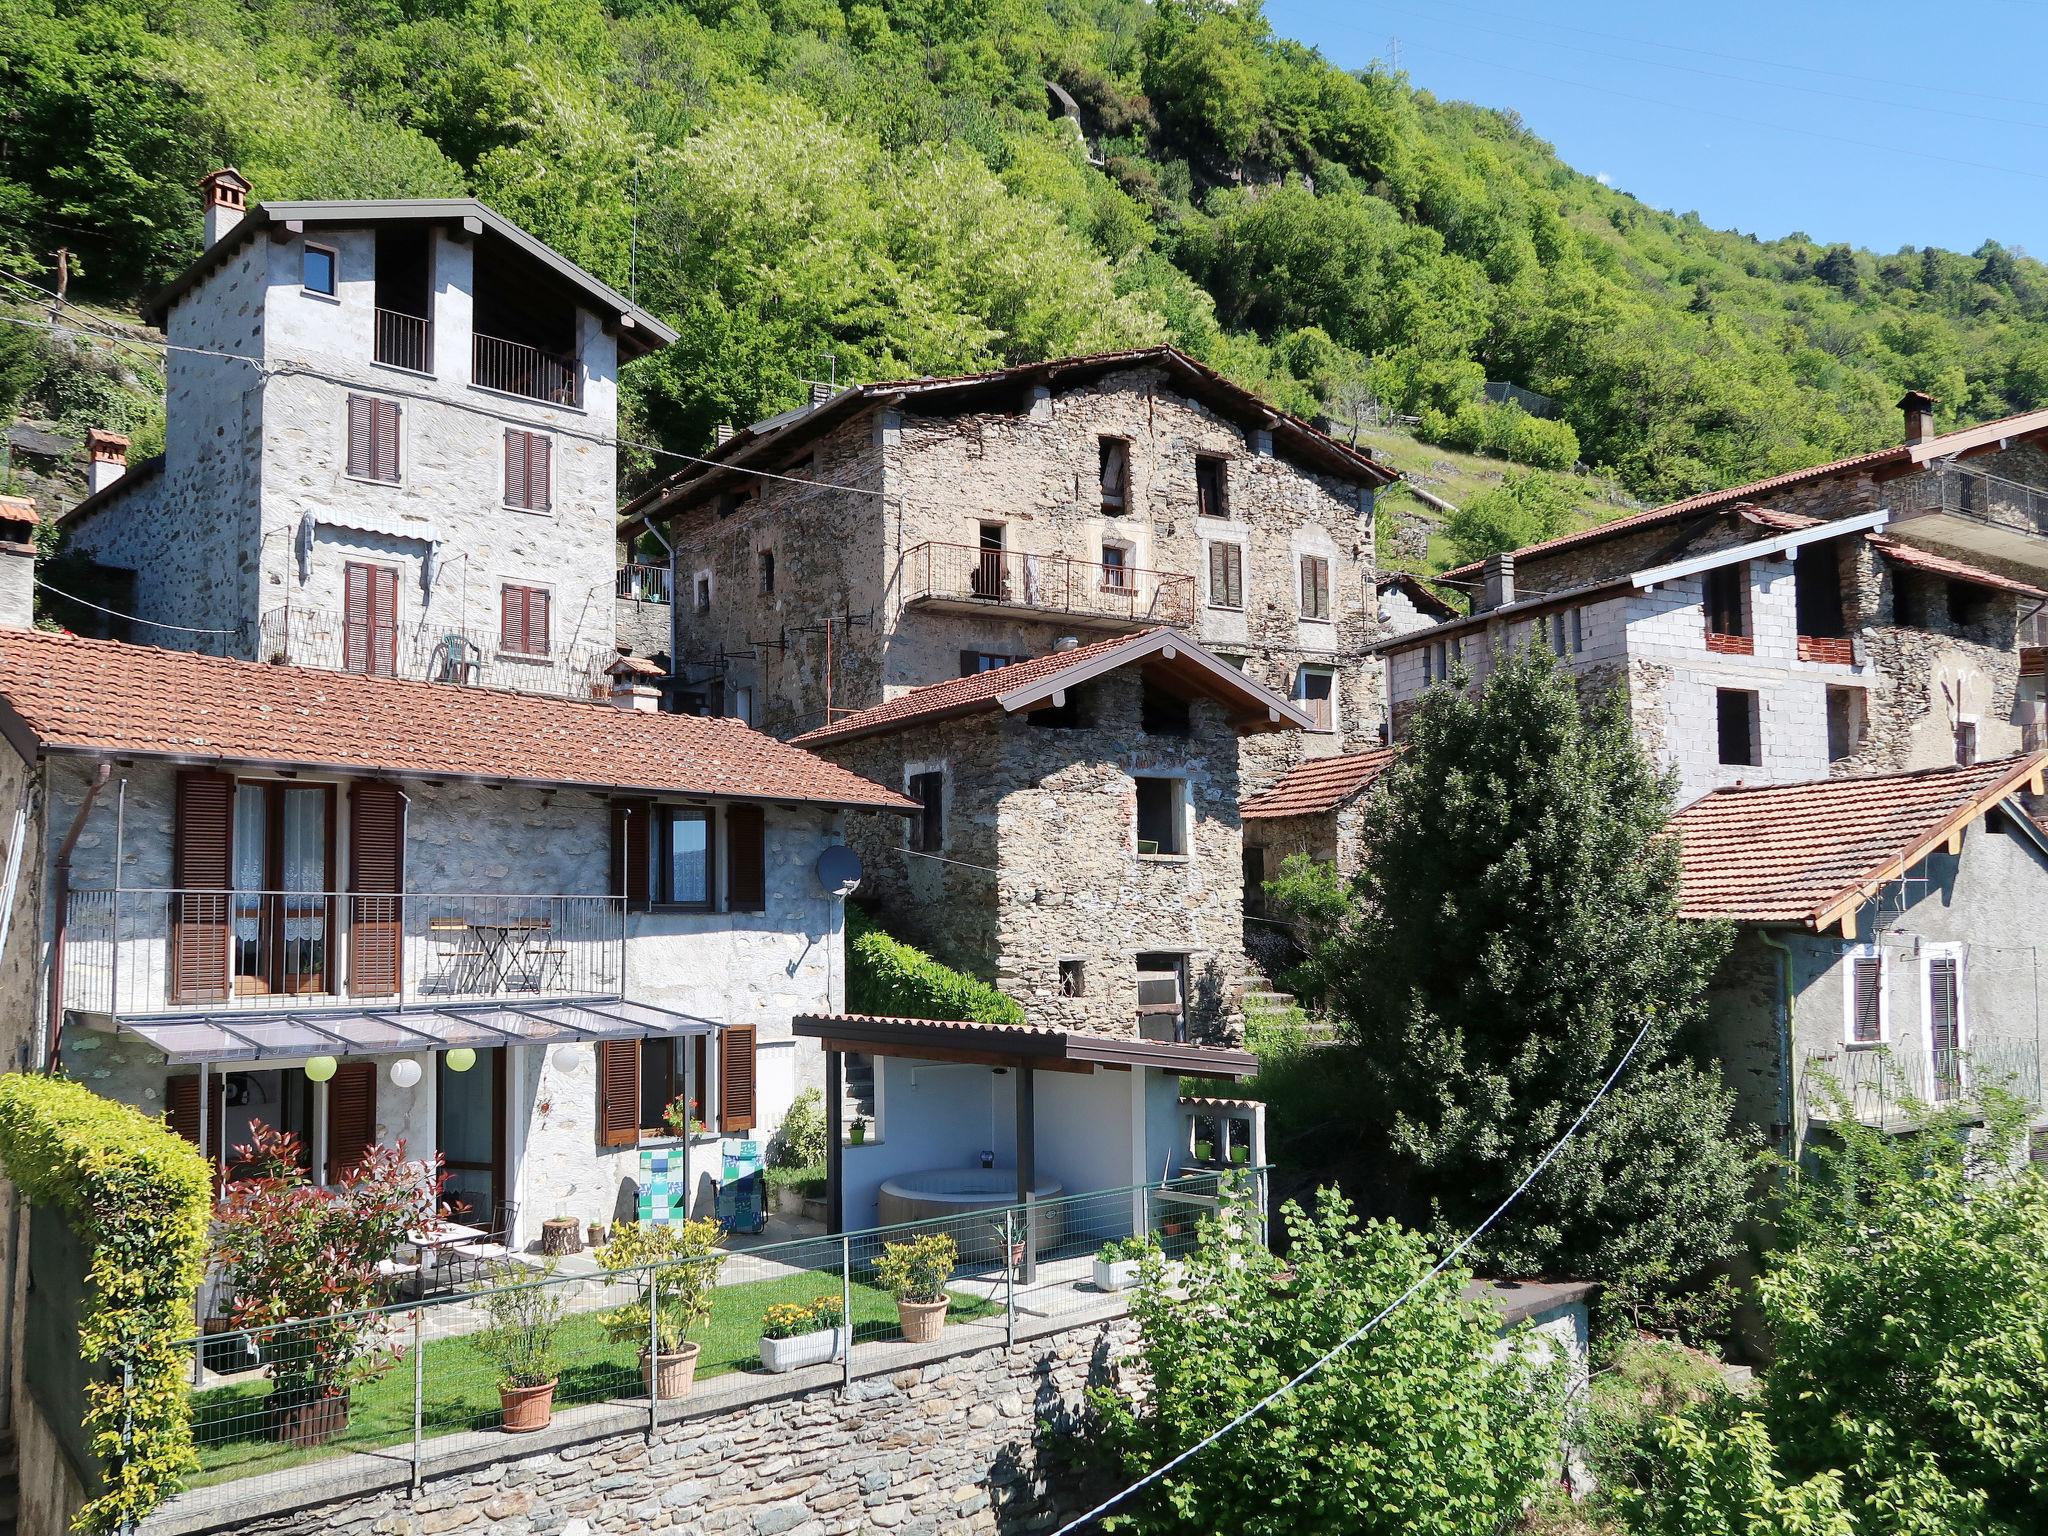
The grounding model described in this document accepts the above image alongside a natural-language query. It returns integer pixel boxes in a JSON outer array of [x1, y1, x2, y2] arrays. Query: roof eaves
[[1366, 576, 1632, 654]]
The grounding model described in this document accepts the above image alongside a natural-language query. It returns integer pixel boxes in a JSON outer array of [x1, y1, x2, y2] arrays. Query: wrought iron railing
[[1801, 1040, 2041, 1127], [617, 564, 672, 604], [61, 888, 626, 1018], [471, 332, 581, 407], [902, 541, 1196, 628], [257, 606, 615, 702], [1896, 464, 2048, 541], [373, 309, 433, 374]]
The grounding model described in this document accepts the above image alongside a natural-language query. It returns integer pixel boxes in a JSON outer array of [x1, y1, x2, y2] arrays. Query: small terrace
[[257, 606, 615, 702], [616, 563, 672, 604], [1800, 1039, 2041, 1131], [1891, 464, 2048, 574], [902, 541, 1197, 630]]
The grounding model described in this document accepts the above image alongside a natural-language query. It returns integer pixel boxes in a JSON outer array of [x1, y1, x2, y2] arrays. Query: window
[[1716, 688, 1760, 767], [973, 523, 1006, 599], [1058, 959, 1086, 998], [1135, 953, 1187, 1043], [503, 430, 552, 512], [345, 395, 400, 483], [1207, 542, 1243, 610], [1242, 845, 1266, 916], [1295, 667, 1335, 733], [959, 651, 1024, 675], [907, 770, 944, 853], [1923, 945, 1966, 1103], [1955, 719, 1980, 766], [731, 685, 754, 726], [1703, 564, 1751, 652], [1028, 685, 1089, 729], [758, 550, 776, 595], [1894, 573, 1928, 628], [1299, 555, 1331, 621], [1948, 580, 1992, 629], [342, 561, 398, 676], [1195, 454, 1228, 518], [1846, 947, 1886, 1045], [1134, 775, 1185, 856], [1101, 541, 1133, 592], [694, 573, 712, 613], [1099, 438, 1130, 512], [1422, 637, 1460, 685], [1548, 609, 1583, 658], [302, 243, 337, 297], [1795, 544, 1845, 639], [1826, 686, 1865, 761], [599, 1032, 727, 1147], [500, 584, 551, 657], [716, 489, 752, 518], [1216, 653, 1248, 674], [658, 806, 713, 907], [1141, 678, 1191, 737], [640, 1035, 682, 1137]]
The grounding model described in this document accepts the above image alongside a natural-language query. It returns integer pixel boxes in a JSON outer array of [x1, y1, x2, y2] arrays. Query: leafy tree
[[1623, 1407, 1855, 1536], [1088, 1187, 1566, 1536], [1444, 469, 1576, 563]]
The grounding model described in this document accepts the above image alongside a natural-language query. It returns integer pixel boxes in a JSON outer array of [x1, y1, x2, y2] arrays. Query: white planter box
[[1093, 1258, 1142, 1293], [758, 1326, 849, 1374]]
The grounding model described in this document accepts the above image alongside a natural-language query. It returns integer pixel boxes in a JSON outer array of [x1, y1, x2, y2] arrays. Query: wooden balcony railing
[[903, 541, 1196, 628]]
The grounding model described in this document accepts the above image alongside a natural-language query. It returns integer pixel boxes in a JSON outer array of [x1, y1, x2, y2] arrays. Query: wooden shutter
[[597, 1037, 641, 1148], [505, 431, 551, 512], [1301, 556, 1329, 620], [171, 770, 234, 1003], [719, 1025, 757, 1133], [373, 398, 400, 481], [324, 1061, 377, 1183], [727, 805, 766, 912], [1208, 543, 1241, 608], [347, 395, 374, 479], [501, 586, 550, 656], [347, 781, 404, 997], [611, 799, 652, 909], [1851, 956, 1883, 1044], [165, 1073, 225, 1171], [345, 563, 398, 676]]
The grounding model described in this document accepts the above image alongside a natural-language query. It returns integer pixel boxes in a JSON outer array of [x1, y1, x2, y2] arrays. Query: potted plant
[[757, 1294, 848, 1374], [595, 1217, 727, 1400], [874, 1232, 957, 1344], [474, 1259, 565, 1432], [1092, 1234, 1152, 1293], [849, 1118, 868, 1146]]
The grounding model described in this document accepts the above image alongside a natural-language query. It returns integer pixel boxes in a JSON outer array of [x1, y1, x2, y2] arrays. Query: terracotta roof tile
[[1670, 754, 2047, 926], [1733, 503, 2046, 597], [0, 630, 916, 811], [1241, 747, 1399, 819]]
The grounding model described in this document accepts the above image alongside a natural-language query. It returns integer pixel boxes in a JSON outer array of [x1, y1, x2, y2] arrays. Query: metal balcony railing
[[903, 542, 1197, 628], [373, 309, 433, 375], [61, 889, 626, 1018], [1898, 464, 2048, 540], [471, 332, 581, 407], [617, 564, 672, 604], [1801, 1040, 2042, 1127], [257, 607, 615, 702]]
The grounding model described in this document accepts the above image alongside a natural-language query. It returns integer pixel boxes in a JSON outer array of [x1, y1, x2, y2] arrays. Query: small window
[[1100, 438, 1130, 512], [1141, 678, 1191, 737], [1058, 959, 1086, 998], [1216, 653, 1248, 673], [1207, 542, 1243, 610], [500, 584, 550, 656], [1716, 688, 1759, 767], [303, 243, 337, 297], [1924, 946, 1966, 1103], [640, 1035, 681, 1138], [504, 429, 552, 512], [1955, 719, 1979, 766], [694, 574, 712, 613], [1704, 564, 1750, 648], [658, 806, 713, 907], [732, 685, 754, 726], [758, 550, 776, 595], [973, 523, 1006, 599], [1894, 573, 1928, 628], [345, 395, 401, 483], [1101, 542, 1133, 592], [1826, 686, 1865, 761], [907, 770, 944, 853], [1195, 454, 1228, 518], [959, 651, 1023, 675], [1134, 776, 1185, 856], [716, 489, 751, 518], [1846, 948, 1885, 1045], [1422, 637, 1460, 685], [1295, 667, 1335, 733], [1549, 609, 1583, 658], [1300, 555, 1331, 621]]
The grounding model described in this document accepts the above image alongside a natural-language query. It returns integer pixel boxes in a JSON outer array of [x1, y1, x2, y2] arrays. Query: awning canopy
[[116, 998, 717, 1065], [792, 1013, 1258, 1079]]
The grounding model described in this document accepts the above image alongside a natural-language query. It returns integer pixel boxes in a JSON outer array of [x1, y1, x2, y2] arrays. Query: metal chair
[[449, 1200, 520, 1285]]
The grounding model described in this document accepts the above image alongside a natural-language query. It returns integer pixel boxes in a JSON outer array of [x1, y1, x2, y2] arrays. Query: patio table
[[431, 916, 553, 993], [406, 1218, 484, 1295]]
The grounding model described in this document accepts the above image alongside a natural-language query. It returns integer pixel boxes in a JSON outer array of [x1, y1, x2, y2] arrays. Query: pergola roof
[[793, 1012, 1258, 1079]]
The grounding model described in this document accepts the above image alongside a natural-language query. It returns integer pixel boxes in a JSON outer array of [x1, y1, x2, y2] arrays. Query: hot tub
[[878, 1169, 1064, 1261]]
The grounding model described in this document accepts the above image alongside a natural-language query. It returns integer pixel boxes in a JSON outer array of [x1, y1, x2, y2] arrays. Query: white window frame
[[1842, 943, 1887, 1046], [1294, 665, 1338, 735], [1920, 942, 1969, 1097], [1205, 538, 1245, 611], [903, 760, 948, 855], [302, 241, 339, 300], [1131, 772, 1189, 860], [1101, 538, 1136, 593]]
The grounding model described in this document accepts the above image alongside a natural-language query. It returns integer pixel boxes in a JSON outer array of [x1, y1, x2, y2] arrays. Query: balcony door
[[231, 782, 336, 998], [438, 1048, 507, 1228]]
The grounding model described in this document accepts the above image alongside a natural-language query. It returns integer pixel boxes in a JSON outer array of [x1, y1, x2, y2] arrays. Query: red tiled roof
[[1734, 504, 2045, 597], [0, 631, 916, 811], [1669, 754, 2048, 928], [1241, 747, 1399, 819]]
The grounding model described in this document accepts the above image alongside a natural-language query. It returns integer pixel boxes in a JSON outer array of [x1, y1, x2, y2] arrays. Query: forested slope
[[6, 0, 2048, 506]]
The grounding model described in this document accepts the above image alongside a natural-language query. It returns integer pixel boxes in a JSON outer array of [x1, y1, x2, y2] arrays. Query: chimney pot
[[713, 423, 736, 447], [1899, 389, 1937, 447], [84, 429, 129, 496], [199, 167, 252, 248], [1479, 551, 1516, 613], [808, 381, 833, 406], [0, 496, 38, 629]]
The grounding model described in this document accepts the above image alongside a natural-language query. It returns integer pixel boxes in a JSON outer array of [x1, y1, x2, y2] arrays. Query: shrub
[[846, 904, 1024, 1024], [595, 1218, 727, 1355], [771, 1087, 828, 1169], [0, 1073, 211, 1535], [473, 1259, 566, 1390], [1096, 1235, 1154, 1264], [873, 1233, 958, 1305]]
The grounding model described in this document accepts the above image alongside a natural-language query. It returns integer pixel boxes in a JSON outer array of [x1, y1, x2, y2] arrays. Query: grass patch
[[187, 1268, 997, 1486]]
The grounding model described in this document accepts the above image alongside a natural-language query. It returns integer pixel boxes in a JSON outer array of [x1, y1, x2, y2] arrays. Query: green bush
[[846, 905, 1024, 1024], [873, 1233, 958, 1304], [770, 1087, 827, 1169], [1419, 400, 1581, 471], [0, 1074, 211, 1534]]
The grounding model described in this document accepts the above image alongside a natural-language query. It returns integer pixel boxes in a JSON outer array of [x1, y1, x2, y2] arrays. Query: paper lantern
[[304, 1055, 338, 1083], [446, 1047, 477, 1073], [389, 1058, 422, 1089]]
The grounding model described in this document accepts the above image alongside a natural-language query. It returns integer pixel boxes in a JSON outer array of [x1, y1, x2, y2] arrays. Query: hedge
[[846, 905, 1025, 1025], [0, 1074, 211, 1534]]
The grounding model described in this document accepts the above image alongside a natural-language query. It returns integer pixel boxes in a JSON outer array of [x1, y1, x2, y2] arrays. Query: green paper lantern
[[304, 1055, 338, 1083], [446, 1047, 477, 1073]]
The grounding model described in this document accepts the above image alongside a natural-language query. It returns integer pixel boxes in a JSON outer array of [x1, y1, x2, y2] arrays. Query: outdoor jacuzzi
[[878, 1169, 1064, 1261]]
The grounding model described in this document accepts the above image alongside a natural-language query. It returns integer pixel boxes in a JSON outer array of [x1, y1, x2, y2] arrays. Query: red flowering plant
[[211, 1122, 444, 1418]]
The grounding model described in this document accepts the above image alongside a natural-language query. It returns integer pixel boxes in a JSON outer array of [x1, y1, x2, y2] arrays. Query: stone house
[[791, 627, 1313, 1043], [616, 346, 1398, 789], [57, 170, 677, 698], [1239, 746, 1398, 888], [1671, 752, 2048, 1155]]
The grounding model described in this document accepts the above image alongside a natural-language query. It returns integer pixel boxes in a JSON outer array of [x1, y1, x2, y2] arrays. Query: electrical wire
[[1048, 1010, 1656, 1536], [31, 577, 245, 636]]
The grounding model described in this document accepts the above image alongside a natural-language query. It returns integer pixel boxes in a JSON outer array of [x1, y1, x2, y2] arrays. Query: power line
[[1050, 1011, 1656, 1535], [32, 578, 244, 637]]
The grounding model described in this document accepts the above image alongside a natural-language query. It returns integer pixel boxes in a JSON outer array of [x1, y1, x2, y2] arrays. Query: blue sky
[[1265, 0, 2048, 257]]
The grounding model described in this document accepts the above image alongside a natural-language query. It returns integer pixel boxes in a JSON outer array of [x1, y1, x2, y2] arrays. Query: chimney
[[0, 497, 38, 629], [607, 651, 664, 712], [712, 423, 736, 447], [198, 168, 252, 248], [1899, 389, 1937, 447], [808, 381, 833, 406], [1478, 551, 1515, 613], [84, 429, 129, 496]]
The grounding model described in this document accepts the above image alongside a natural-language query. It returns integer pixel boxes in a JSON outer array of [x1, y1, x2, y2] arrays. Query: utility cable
[[30, 578, 246, 636]]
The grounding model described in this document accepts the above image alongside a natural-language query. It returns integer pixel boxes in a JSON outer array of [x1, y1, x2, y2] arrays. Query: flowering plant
[[760, 1294, 845, 1341]]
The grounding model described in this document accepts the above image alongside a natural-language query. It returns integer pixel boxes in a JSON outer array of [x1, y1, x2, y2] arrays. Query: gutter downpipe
[[1758, 929, 1798, 1162], [45, 759, 112, 1073]]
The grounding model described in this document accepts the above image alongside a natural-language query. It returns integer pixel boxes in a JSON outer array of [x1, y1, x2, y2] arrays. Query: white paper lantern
[[389, 1058, 422, 1090]]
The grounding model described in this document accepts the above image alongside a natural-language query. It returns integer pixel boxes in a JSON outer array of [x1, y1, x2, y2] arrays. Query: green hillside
[[6, 0, 2047, 519]]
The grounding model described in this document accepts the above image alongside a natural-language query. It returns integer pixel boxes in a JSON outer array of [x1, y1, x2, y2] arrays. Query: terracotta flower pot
[[641, 1341, 701, 1400], [499, 1379, 557, 1433], [896, 1297, 947, 1344], [265, 1389, 349, 1448]]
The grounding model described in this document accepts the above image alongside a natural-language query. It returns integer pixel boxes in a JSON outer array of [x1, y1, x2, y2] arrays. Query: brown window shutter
[[164, 1073, 224, 1171], [1852, 956, 1883, 1043], [719, 1025, 757, 1133], [597, 1038, 641, 1148], [324, 1061, 378, 1183], [727, 805, 766, 912], [347, 396, 373, 479], [1217, 543, 1241, 608], [610, 799, 651, 909], [374, 399, 400, 482], [345, 563, 398, 675], [531, 588, 549, 656], [372, 565, 397, 675], [347, 781, 405, 997], [171, 770, 234, 1003], [532, 435, 551, 512], [505, 431, 526, 510], [500, 585, 523, 654]]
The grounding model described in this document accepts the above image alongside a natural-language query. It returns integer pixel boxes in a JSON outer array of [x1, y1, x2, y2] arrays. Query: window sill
[[496, 649, 553, 664], [343, 472, 402, 489], [302, 288, 341, 304], [1136, 852, 1191, 864], [468, 381, 587, 416], [1206, 604, 1245, 613], [370, 358, 436, 382], [502, 502, 554, 516], [649, 901, 716, 915]]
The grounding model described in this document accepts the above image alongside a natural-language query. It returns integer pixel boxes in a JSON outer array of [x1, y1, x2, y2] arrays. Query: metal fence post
[[1004, 1206, 1016, 1350], [647, 1265, 661, 1439], [409, 1304, 424, 1495], [840, 1235, 854, 1393]]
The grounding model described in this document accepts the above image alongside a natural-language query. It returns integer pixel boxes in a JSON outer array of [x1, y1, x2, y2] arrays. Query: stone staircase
[[839, 1051, 877, 1137]]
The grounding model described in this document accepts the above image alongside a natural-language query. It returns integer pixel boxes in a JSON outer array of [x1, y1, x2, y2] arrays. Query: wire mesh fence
[[163, 1169, 1267, 1495]]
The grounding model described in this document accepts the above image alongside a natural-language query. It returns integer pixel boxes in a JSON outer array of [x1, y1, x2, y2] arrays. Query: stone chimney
[[712, 423, 736, 447], [808, 381, 834, 406], [0, 497, 39, 628], [199, 167, 252, 248], [84, 429, 129, 496], [1899, 389, 1937, 447], [1478, 551, 1515, 613], [607, 651, 664, 712]]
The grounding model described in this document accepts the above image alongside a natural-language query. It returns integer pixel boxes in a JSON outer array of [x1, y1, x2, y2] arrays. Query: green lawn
[[187, 1270, 998, 1486]]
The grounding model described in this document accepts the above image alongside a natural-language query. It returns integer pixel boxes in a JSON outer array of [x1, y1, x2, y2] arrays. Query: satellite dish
[[816, 845, 864, 898]]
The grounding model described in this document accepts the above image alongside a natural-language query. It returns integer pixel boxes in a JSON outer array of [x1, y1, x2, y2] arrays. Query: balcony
[[61, 889, 625, 1020], [1801, 1040, 2041, 1130], [373, 308, 433, 375], [902, 542, 1197, 630], [258, 606, 614, 702], [1891, 464, 2048, 574], [472, 331, 581, 407], [617, 563, 672, 604]]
